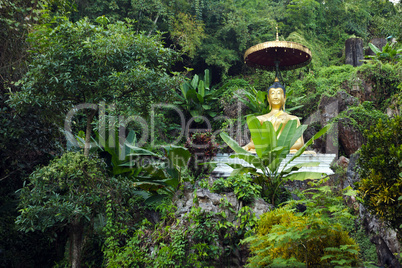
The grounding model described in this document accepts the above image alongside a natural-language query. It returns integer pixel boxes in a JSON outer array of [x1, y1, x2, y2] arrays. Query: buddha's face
[[268, 87, 286, 109]]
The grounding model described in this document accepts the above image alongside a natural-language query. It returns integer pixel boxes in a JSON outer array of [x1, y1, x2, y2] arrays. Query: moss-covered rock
[[332, 102, 388, 156]]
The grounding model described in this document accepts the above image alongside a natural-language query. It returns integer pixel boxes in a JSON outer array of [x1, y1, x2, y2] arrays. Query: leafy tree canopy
[[64, 0, 401, 78], [9, 16, 180, 122]]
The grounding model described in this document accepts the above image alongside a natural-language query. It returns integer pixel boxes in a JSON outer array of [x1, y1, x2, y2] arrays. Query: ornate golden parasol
[[244, 27, 312, 74]]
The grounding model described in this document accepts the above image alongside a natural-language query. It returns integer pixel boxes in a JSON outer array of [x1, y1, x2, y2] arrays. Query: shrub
[[15, 152, 109, 267], [211, 174, 262, 204], [356, 116, 402, 234], [103, 201, 257, 267], [355, 62, 402, 110], [16, 151, 147, 267], [332, 101, 388, 137], [185, 130, 218, 179], [244, 206, 360, 267], [243, 178, 362, 267]]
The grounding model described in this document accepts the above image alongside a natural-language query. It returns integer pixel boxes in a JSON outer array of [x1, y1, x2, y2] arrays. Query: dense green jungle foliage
[[0, 0, 401, 267]]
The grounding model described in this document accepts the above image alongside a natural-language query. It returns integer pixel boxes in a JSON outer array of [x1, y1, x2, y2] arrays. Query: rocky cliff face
[[346, 153, 401, 267], [175, 184, 273, 221], [170, 181, 273, 267]]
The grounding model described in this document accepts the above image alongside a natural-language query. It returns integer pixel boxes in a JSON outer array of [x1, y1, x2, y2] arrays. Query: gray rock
[[338, 117, 364, 157], [250, 198, 274, 218], [345, 152, 360, 188], [360, 205, 401, 266], [337, 90, 359, 112], [345, 154, 401, 264], [349, 77, 375, 103], [318, 91, 359, 126], [345, 38, 364, 67], [336, 156, 349, 169], [312, 91, 359, 154], [175, 186, 272, 224]]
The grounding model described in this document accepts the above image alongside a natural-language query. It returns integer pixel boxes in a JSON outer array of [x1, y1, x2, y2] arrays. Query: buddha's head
[[267, 78, 286, 110]]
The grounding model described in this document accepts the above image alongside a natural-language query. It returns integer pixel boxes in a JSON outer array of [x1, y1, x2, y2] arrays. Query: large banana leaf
[[283, 171, 325, 181], [125, 144, 160, 157], [95, 129, 148, 176], [162, 145, 191, 168], [220, 132, 252, 155], [247, 115, 273, 157], [235, 87, 269, 115], [277, 119, 297, 148], [280, 162, 320, 176], [185, 88, 199, 103], [368, 43, 381, 55], [230, 166, 260, 177], [162, 145, 191, 180], [229, 152, 264, 170]]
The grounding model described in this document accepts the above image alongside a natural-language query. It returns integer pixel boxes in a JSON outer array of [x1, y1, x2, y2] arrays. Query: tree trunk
[[70, 218, 85, 268]]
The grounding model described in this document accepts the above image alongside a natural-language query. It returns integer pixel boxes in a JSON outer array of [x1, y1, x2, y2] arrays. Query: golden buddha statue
[[243, 78, 304, 153]]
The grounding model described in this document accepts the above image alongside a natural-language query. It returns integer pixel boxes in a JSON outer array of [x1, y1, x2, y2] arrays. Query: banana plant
[[235, 87, 270, 115], [235, 86, 304, 116], [93, 129, 190, 202], [121, 144, 191, 202], [220, 115, 331, 206], [173, 69, 217, 122], [365, 42, 402, 64]]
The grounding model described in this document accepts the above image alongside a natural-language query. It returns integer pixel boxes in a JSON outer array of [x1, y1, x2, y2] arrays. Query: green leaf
[[123, 130, 137, 157], [261, 120, 277, 152], [230, 166, 259, 177], [196, 92, 204, 104], [289, 124, 307, 151], [204, 69, 211, 89], [261, 146, 286, 172], [161, 145, 191, 168], [124, 144, 160, 157], [343, 186, 357, 197], [208, 111, 217, 117], [221, 163, 243, 169], [277, 119, 297, 148], [198, 80, 205, 97], [186, 88, 199, 102], [247, 115, 275, 158], [180, 83, 190, 99], [230, 153, 265, 170], [369, 43, 382, 55], [191, 74, 199, 89], [220, 132, 251, 155], [283, 171, 325, 181]]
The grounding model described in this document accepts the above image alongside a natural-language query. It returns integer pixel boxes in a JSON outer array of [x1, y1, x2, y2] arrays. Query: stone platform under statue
[[212, 153, 336, 178]]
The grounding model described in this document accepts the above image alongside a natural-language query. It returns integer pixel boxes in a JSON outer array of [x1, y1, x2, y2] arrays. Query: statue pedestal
[[212, 153, 336, 178]]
